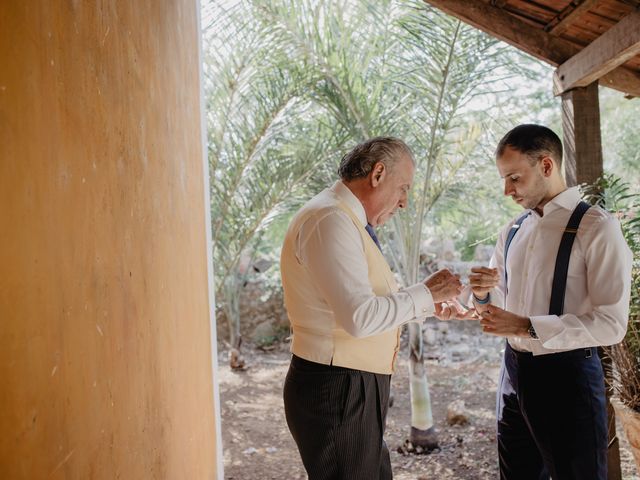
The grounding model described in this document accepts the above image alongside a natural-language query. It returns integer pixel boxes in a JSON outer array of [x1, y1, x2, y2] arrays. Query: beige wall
[[0, 1, 221, 478]]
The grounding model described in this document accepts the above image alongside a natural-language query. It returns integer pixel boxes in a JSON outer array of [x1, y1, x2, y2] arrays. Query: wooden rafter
[[422, 0, 640, 97], [545, 0, 601, 36], [554, 11, 640, 94]]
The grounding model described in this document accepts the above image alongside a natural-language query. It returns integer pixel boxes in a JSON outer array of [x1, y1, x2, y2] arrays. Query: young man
[[470, 124, 632, 479], [281, 137, 465, 480]]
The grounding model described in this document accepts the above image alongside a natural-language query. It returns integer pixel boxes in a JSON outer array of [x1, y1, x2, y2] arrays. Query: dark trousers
[[283, 354, 392, 480], [497, 342, 608, 480]]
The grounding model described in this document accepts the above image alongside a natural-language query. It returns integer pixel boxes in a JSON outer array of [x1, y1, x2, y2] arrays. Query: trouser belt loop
[[585, 348, 592, 359]]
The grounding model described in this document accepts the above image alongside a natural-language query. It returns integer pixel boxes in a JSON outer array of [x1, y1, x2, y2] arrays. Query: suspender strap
[[548, 201, 591, 315], [504, 212, 531, 293]]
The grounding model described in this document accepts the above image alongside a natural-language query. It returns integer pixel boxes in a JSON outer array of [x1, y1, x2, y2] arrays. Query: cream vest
[[280, 190, 401, 374]]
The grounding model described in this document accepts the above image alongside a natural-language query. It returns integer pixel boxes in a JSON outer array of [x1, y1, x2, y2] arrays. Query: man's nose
[[504, 180, 515, 197]]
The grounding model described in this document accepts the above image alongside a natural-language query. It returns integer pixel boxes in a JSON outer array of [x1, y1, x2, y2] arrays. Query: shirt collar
[[330, 181, 368, 227], [542, 186, 582, 216]]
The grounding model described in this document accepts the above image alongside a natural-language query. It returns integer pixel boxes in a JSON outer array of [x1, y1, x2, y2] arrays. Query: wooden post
[[561, 82, 603, 187], [561, 81, 621, 480], [600, 349, 623, 480], [0, 2, 222, 478]]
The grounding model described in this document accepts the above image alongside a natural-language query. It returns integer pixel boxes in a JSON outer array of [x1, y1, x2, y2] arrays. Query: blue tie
[[365, 223, 382, 251]]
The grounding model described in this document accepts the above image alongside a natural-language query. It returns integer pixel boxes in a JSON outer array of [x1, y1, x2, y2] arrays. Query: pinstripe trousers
[[283, 354, 393, 480]]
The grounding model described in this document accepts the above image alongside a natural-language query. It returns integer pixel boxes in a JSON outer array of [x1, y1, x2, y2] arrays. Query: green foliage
[[204, 0, 347, 343], [380, 2, 538, 283], [205, 0, 638, 432], [584, 174, 640, 410], [600, 89, 640, 187], [204, 0, 529, 343], [204, 0, 636, 354]]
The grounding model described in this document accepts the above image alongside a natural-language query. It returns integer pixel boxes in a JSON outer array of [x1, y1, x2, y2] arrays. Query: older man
[[281, 137, 464, 480], [470, 124, 632, 479]]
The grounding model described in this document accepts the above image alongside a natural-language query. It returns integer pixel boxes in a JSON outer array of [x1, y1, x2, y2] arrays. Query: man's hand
[[468, 266, 499, 299], [435, 299, 478, 321], [479, 304, 530, 337], [424, 269, 463, 303]]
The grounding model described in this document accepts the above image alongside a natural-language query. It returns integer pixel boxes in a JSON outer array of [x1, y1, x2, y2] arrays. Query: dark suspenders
[[504, 211, 531, 293], [548, 201, 591, 315], [503, 201, 591, 315]]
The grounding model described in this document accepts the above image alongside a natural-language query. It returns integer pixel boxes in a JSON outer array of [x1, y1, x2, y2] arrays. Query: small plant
[[584, 174, 640, 412]]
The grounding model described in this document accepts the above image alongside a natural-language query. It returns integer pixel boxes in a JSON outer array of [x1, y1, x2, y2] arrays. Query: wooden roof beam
[[554, 10, 640, 95], [545, 0, 601, 36], [422, 0, 640, 97], [422, 0, 577, 64]]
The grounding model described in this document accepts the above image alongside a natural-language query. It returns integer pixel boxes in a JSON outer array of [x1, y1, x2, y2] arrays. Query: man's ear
[[540, 156, 554, 177], [370, 161, 386, 187]]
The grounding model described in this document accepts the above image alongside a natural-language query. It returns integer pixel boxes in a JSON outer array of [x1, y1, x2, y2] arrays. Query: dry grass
[[607, 260, 640, 412], [608, 338, 640, 412]]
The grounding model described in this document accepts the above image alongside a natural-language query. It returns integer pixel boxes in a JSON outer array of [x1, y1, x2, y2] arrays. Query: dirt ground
[[219, 321, 640, 479]]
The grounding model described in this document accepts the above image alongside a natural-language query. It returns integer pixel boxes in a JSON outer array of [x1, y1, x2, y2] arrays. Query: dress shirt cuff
[[530, 315, 563, 348], [405, 283, 435, 318], [473, 292, 491, 304]]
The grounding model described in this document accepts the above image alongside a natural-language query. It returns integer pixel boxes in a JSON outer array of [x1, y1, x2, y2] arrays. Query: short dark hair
[[338, 136, 414, 181], [496, 124, 563, 167]]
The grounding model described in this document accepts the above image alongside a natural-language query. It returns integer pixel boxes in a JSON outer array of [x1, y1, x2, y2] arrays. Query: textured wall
[[0, 1, 220, 478]]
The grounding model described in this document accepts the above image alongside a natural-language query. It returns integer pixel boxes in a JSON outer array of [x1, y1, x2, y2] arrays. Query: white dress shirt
[[294, 181, 435, 338], [487, 187, 632, 355]]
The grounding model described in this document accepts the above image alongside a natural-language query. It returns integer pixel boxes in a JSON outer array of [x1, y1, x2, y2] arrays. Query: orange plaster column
[[0, 1, 222, 478]]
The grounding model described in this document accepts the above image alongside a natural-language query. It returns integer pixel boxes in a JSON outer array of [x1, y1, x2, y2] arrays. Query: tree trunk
[[407, 322, 439, 450]]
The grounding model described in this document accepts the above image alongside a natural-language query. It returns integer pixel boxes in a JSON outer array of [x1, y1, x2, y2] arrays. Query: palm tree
[[255, 0, 522, 447], [382, 2, 519, 448], [204, 1, 346, 366], [205, 0, 528, 445]]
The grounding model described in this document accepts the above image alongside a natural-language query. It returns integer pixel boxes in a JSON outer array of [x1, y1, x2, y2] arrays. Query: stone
[[446, 331, 462, 344], [251, 320, 277, 345], [450, 343, 471, 360], [447, 399, 469, 426], [423, 327, 438, 346]]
